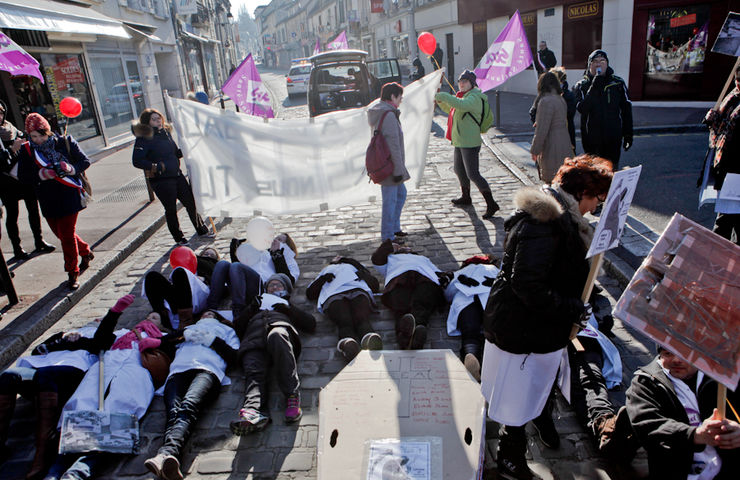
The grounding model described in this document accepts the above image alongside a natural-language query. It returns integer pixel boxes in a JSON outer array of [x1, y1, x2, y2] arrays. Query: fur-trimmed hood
[[131, 122, 171, 139], [512, 186, 563, 223]]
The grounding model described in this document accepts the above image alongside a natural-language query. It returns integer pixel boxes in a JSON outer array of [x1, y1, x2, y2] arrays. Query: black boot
[[33, 240, 55, 254], [532, 395, 560, 449], [482, 191, 500, 219], [497, 424, 535, 480], [0, 394, 16, 461], [11, 242, 29, 261], [451, 187, 472, 206]]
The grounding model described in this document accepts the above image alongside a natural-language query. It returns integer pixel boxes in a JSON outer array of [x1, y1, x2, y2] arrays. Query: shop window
[[645, 5, 710, 74], [38, 54, 100, 141], [89, 57, 135, 139], [521, 11, 537, 70], [562, 0, 603, 69]]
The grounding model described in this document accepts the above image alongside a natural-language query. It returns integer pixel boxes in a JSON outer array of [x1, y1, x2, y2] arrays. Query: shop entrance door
[[89, 56, 135, 142], [124, 59, 146, 118]]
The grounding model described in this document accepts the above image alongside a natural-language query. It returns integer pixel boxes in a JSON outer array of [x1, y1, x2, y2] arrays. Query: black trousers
[[569, 337, 614, 429], [144, 269, 193, 329], [453, 146, 491, 194], [0, 365, 84, 402], [382, 278, 444, 327], [241, 327, 299, 414], [457, 298, 484, 351], [159, 369, 219, 458], [325, 295, 373, 343], [0, 175, 43, 252], [583, 139, 622, 169], [149, 174, 206, 242], [714, 212, 740, 245]]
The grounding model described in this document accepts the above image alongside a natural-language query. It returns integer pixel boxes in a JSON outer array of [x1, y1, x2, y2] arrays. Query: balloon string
[[430, 55, 456, 92]]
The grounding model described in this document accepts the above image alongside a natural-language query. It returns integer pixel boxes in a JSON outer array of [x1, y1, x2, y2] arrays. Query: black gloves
[[576, 302, 593, 330], [623, 137, 632, 151], [393, 175, 403, 183], [318, 273, 335, 284], [482, 276, 495, 287], [435, 271, 453, 288], [457, 274, 479, 287]]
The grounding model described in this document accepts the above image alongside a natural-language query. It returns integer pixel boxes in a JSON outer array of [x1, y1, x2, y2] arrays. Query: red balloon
[[59, 97, 82, 118], [169, 246, 197, 274], [417, 32, 437, 56]]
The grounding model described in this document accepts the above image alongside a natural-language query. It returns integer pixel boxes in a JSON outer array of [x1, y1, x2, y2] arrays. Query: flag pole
[[430, 56, 456, 92]]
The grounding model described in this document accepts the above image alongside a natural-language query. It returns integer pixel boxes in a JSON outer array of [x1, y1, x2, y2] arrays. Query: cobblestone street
[[0, 74, 657, 479]]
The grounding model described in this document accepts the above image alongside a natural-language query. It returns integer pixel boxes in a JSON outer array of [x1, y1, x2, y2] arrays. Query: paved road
[[0, 72, 657, 480]]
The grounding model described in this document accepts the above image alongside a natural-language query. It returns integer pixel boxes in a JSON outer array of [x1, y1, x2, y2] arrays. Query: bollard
[[0, 249, 18, 306], [495, 90, 501, 128], [220, 97, 225, 109]]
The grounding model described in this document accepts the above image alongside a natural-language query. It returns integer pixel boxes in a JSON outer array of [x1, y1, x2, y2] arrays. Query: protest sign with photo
[[613, 214, 740, 389], [711, 12, 740, 57]]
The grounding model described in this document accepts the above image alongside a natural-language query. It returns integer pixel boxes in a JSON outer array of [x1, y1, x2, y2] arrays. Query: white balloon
[[245, 216, 274, 250], [236, 243, 264, 267]]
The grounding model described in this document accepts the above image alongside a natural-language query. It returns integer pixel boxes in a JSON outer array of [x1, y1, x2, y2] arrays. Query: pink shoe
[[285, 393, 302, 423]]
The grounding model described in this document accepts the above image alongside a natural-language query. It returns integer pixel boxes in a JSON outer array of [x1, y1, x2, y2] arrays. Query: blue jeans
[[380, 183, 407, 241], [207, 260, 261, 316]]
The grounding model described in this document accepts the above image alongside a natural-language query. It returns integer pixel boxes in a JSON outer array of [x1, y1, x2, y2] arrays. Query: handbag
[[140, 348, 172, 389], [365, 110, 394, 184], [63, 135, 93, 197]]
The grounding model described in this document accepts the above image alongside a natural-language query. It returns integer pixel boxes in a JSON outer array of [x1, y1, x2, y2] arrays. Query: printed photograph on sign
[[586, 166, 642, 258], [711, 12, 740, 56], [366, 440, 431, 480]]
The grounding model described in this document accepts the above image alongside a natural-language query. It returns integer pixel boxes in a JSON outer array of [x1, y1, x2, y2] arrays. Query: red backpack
[[365, 110, 394, 184]]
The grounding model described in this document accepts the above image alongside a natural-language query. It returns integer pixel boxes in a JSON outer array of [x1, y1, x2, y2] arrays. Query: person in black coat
[[132, 108, 208, 244], [410, 57, 425, 81], [432, 43, 444, 70], [230, 274, 316, 436], [626, 347, 740, 480], [536, 41, 557, 74], [0, 102, 54, 260], [572, 50, 633, 168], [17, 113, 92, 289]]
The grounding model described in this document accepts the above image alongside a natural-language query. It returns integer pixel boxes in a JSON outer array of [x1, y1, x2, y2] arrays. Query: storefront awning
[[0, 0, 130, 39], [124, 23, 162, 43], [181, 30, 220, 44]]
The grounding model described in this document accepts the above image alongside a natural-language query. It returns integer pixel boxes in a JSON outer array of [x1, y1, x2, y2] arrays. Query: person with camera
[[132, 108, 208, 245], [17, 113, 93, 290], [0, 101, 55, 260]]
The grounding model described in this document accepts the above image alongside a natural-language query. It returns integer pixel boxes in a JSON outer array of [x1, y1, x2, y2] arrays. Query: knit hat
[[266, 273, 293, 296], [588, 50, 608, 66], [25, 113, 51, 134], [458, 69, 477, 87]]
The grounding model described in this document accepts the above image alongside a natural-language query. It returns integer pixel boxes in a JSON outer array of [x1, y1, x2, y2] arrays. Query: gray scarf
[[32, 136, 67, 167]]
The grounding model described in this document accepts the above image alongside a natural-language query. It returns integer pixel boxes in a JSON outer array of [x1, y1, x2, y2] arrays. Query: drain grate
[[97, 176, 149, 203]]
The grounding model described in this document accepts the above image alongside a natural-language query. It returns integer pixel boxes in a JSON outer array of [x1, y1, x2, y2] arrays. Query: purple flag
[[327, 31, 348, 50], [221, 53, 274, 118], [0, 32, 44, 83], [313, 38, 320, 56], [474, 11, 533, 92]]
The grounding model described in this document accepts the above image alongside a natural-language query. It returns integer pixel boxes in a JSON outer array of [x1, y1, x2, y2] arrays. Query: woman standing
[[132, 108, 208, 245], [17, 113, 92, 290], [435, 70, 499, 218], [482, 155, 612, 479], [530, 72, 574, 184], [367, 83, 408, 243], [0, 102, 55, 260]]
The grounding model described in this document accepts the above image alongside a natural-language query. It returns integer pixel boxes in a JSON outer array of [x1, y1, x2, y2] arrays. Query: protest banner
[[327, 31, 349, 50], [613, 214, 740, 397], [166, 69, 443, 217]]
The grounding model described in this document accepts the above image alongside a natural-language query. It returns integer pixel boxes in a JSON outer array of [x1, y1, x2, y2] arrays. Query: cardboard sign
[[318, 350, 485, 479], [613, 214, 740, 389], [711, 12, 740, 57], [587, 165, 642, 258]]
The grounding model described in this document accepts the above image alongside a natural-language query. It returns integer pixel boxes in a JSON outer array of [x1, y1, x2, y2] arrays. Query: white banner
[[166, 69, 443, 217]]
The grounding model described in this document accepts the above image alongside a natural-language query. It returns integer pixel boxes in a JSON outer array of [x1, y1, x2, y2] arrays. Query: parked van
[[307, 50, 401, 117]]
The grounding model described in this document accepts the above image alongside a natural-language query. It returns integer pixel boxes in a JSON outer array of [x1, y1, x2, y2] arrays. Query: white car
[[286, 63, 311, 98]]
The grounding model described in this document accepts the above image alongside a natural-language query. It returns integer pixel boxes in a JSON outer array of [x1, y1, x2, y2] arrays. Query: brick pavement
[[1, 80, 659, 479]]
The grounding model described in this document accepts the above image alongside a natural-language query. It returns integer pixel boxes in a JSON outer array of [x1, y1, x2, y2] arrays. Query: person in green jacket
[[435, 70, 499, 219]]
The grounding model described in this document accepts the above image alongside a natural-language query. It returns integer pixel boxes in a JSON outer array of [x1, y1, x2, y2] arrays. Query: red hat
[[25, 113, 51, 134]]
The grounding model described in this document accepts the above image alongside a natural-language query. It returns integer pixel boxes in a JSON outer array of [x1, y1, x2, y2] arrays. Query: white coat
[[444, 264, 500, 336], [168, 318, 240, 385], [375, 253, 440, 284], [314, 263, 374, 313], [17, 326, 98, 372], [237, 242, 299, 284], [576, 314, 623, 389], [141, 267, 210, 329]]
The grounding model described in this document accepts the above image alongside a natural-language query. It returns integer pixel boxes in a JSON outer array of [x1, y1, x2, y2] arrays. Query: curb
[[0, 209, 166, 368], [489, 123, 707, 140], [482, 135, 639, 290]]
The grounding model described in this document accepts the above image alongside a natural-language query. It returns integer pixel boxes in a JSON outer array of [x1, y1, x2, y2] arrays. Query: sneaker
[[532, 412, 560, 449], [397, 314, 415, 349], [79, 252, 94, 271], [230, 408, 269, 435], [161, 454, 184, 480], [360, 332, 383, 350], [497, 456, 538, 480], [12, 249, 30, 261], [176, 238, 189, 246], [337, 337, 360, 361], [451, 196, 472, 206], [463, 353, 481, 382], [144, 453, 166, 477], [409, 324, 427, 350], [285, 393, 302, 423], [394, 231, 408, 237]]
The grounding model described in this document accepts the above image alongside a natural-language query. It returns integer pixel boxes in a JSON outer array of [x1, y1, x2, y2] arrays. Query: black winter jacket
[[234, 301, 316, 360], [626, 358, 740, 480], [17, 135, 90, 219], [483, 186, 589, 354], [573, 67, 633, 152], [132, 123, 182, 179]]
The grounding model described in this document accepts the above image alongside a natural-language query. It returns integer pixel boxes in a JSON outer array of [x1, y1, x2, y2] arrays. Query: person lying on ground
[[230, 232, 299, 285], [143, 262, 210, 330]]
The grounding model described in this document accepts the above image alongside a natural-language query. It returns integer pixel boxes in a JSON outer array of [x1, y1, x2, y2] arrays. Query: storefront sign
[[670, 13, 697, 28], [567, 1, 600, 20], [51, 57, 85, 91], [521, 12, 536, 26], [370, 0, 384, 14]]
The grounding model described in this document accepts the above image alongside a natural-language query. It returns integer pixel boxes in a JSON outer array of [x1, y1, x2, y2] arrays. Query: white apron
[[315, 263, 374, 312], [576, 314, 623, 389], [141, 267, 210, 329], [444, 264, 500, 336]]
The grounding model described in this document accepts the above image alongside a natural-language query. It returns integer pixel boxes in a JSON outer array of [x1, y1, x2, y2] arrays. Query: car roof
[[291, 57, 310, 65], [309, 50, 368, 65]]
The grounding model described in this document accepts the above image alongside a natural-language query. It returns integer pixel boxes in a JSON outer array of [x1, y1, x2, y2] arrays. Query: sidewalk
[[0, 110, 657, 479]]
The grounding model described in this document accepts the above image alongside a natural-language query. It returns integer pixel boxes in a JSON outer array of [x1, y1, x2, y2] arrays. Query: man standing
[[536, 41, 557, 74], [573, 50, 633, 168], [626, 347, 740, 479], [432, 43, 444, 70]]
